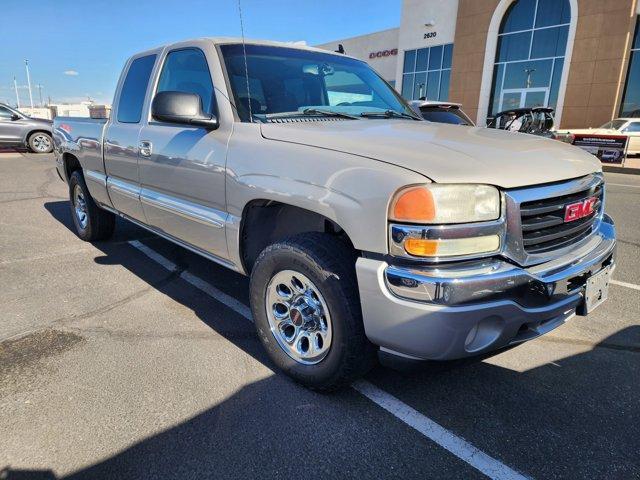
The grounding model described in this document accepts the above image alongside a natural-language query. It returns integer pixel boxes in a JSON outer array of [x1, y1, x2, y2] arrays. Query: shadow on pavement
[[11, 201, 636, 479]]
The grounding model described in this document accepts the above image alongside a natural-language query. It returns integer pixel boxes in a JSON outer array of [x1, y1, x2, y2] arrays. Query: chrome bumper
[[355, 215, 615, 360]]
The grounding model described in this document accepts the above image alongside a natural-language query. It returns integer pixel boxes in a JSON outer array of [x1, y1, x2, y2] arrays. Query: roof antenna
[[237, 0, 253, 122]]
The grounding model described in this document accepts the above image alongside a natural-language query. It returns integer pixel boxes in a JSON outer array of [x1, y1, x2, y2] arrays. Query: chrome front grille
[[520, 182, 604, 254], [503, 173, 605, 267]]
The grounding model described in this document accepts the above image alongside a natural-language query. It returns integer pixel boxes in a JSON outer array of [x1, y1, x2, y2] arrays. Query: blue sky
[[0, 0, 400, 106]]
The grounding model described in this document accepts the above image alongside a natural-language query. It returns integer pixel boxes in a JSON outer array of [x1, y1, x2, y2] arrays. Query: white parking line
[[128, 239, 529, 480], [353, 380, 528, 480], [611, 279, 640, 291], [128, 240, 253, 320]]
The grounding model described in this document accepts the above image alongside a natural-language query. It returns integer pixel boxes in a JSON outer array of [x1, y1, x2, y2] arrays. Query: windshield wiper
[[302, 108, 359, 119], [360, 110, 421, 120], [264, 109, 359, 120]]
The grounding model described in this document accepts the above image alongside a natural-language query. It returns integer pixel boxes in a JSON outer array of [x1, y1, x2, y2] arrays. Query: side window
[[156, 49, 215, 115], [624, 122, 640, 132], [0, 106, 14, 119], [117, 54, 157, 123]]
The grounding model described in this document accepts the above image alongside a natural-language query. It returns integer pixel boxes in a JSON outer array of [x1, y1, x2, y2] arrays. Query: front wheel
[[28, 132, 53, 153], [250, 232, 375, 392]]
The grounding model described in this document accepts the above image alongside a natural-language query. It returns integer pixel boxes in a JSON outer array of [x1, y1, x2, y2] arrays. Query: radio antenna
[[237, 0, 253, 122]]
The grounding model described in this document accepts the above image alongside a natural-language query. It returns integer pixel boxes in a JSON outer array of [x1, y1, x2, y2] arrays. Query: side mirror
[[151, 91, 219, 130], [11, 114, 20, 121]]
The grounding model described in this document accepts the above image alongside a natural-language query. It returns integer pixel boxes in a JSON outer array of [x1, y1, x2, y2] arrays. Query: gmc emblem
[[564, 197, 597, 223]]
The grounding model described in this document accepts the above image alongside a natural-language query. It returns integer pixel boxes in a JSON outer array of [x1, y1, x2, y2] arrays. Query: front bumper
[[355, 214, 616, 360]]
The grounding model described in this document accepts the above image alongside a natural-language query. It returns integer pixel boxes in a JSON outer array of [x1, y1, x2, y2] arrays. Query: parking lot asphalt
[[1, 152, 638, 479]]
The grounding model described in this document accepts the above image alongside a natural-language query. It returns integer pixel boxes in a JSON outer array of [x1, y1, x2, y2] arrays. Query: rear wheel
[[28, 132, 53, 153], [250, 232, 375, 392], [69, 171, 115, 241]]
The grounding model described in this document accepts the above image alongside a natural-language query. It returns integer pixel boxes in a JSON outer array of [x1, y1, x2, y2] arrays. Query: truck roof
[[133, 37, 354, 61]]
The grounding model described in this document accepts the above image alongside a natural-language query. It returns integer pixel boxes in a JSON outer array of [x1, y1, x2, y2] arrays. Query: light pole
[[25, 59, 34, 109], [524, 68, 536, 89], [13, 76, 20, 109]]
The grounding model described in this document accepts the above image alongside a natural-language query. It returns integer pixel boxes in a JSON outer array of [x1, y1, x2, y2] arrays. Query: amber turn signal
[[404, 235, 500, 258], [404, 238, 439, 256], [391, 187, 436, 223]]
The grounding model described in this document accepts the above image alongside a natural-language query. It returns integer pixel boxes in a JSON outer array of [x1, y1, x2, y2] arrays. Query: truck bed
[[53, 116, 107, 176]]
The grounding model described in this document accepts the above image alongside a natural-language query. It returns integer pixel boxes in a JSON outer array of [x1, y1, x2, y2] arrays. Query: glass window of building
[[401, 43, 453, 101], [488, 0, 570, 117], [620, 17, 640, 117]]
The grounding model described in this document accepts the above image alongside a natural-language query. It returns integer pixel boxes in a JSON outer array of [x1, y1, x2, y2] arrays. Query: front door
[[499, 88, 549, 112], [138, 47, 230, 261]]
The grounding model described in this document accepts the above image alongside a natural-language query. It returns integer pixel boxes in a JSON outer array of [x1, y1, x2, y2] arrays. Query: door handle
[[139, 140, 152, 157]]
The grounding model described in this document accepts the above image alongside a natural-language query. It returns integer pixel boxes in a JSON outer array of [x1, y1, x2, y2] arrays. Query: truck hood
[[260, 121, 601, 188]]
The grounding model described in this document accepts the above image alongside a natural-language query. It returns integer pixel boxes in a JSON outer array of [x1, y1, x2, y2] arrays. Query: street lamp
[[524, 68, 536, 89]]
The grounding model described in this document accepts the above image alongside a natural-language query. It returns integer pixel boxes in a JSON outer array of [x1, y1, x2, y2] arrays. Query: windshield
[[220, 44, 417, 122], [600, 120, 626, 130]]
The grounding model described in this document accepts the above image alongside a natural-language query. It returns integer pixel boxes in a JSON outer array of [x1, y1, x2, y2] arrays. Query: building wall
[[316, 28, 400, 83], [394, 0, 460, 89], [561, 0, 638, 128], [451, 0, 638, 128], [448, 0, 495, 123], [316, 0, 639, 128], [17, 107, 52, 120]]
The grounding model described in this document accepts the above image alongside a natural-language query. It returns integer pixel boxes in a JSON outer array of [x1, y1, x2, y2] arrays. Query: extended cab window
[[624, 122, 640, 132], [156, 48, 215, 115], [117, 54, 157, 123]]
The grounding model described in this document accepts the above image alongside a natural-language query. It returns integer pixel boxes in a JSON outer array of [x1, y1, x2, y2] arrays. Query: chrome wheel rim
[[265, 270, 332, 365], [73, 184, 88, 229], [32, 134, 51, 152]]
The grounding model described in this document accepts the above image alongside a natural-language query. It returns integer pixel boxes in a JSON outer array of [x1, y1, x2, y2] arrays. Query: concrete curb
[[603, 165, 640, 175]]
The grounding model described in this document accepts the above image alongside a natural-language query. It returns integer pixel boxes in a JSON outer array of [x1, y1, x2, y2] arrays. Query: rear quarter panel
[[53, 117, 111, 206]]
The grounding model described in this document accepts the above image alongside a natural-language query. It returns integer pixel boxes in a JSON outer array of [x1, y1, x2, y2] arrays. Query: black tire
[[250, 232, 375, 392], [69, 170, 115, 241], [27, 131, 53, 153]]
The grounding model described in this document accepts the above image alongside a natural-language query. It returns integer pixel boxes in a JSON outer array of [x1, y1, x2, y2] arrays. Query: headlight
[[389, 184, 500, 224]]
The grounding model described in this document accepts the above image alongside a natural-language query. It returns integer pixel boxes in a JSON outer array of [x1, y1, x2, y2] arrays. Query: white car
[[559, 118, 640, 155], [409, 100, 474, 126]]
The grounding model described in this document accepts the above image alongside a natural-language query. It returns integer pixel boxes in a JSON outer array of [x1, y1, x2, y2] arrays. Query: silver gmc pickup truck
[[53, 38, 616, 391]]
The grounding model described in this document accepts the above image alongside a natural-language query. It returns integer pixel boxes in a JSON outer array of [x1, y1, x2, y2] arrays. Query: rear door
[[104, 53, 158, 221], [138, 45, 231, 261]]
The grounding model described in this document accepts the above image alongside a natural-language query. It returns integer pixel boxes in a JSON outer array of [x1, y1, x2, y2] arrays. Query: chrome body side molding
[[84, 169, 107, 186], [140, 188, 225, 229], [107, 176, 140, 200]]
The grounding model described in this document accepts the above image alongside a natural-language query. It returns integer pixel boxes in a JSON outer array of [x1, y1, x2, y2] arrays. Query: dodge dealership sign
[[369, 49, 398, 59]]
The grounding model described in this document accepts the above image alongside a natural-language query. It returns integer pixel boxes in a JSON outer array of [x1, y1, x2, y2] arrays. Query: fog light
[[404, 235, 500, 257]]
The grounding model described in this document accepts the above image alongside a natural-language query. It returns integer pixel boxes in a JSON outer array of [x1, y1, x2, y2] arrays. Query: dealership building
[[317, 0, 640, 128]]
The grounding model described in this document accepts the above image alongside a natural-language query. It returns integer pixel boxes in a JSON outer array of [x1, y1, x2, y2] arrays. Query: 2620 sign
[[424, 32, 437, 39]]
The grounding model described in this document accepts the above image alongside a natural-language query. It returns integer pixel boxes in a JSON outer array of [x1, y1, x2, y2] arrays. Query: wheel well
[[240, 200, 356, 273], [26, 129, 52, 143], [63, 153, 82, 181]]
